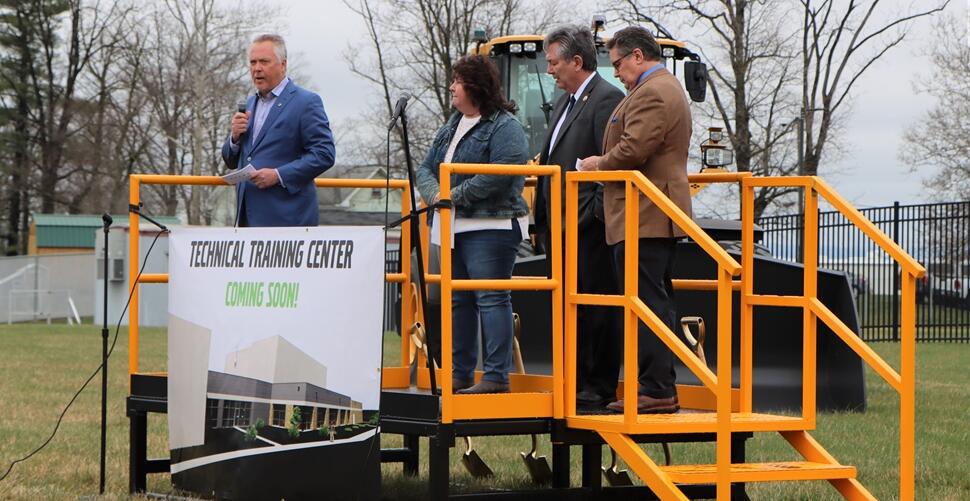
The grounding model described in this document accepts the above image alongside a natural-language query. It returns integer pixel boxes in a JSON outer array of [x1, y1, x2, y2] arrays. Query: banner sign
[[167, 226, 383, 500]]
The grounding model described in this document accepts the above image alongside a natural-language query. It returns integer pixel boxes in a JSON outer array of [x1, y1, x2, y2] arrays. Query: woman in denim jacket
[[416, 55, 529, 394]]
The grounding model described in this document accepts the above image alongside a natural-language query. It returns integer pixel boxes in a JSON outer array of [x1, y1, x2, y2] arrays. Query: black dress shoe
[[576, 389, 612, 407], [576, 402, 616, 415]]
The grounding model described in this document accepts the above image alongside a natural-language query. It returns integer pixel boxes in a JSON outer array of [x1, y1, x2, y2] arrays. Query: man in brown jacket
[[580, 26, 692, 414]]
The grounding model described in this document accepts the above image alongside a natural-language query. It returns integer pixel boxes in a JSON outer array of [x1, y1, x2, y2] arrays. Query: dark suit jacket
[[600, 67, 692, 245], [221, 80, 335, 227], [535, 73, 624, 234]]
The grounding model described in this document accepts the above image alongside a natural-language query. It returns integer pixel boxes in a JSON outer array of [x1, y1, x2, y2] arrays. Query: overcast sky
[[269, 0, 968, 210]]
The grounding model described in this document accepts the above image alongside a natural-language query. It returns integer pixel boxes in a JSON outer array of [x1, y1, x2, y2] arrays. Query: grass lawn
[[0, 324, 967, 500]]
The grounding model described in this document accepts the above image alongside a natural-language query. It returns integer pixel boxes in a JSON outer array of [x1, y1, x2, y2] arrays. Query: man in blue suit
[[222, 34, 335, 227]]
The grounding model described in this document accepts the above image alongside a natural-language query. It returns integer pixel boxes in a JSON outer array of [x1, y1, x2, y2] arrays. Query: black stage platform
[[378, 386, 751, 500], [129, 374, 753, 500]]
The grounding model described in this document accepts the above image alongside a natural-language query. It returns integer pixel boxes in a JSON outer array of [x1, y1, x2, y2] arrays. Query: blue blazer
[[221, 80, 335, 227]]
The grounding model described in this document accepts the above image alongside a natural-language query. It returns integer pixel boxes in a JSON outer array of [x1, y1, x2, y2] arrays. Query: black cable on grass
[[0, 231, 165, 483]]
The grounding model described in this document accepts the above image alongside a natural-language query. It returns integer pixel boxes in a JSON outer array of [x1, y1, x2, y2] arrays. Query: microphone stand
[[397, 109, 439, 395], [99, 214, 111, 495]]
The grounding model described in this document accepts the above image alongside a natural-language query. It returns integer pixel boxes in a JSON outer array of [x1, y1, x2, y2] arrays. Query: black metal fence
[[758, 201, 970, 342]]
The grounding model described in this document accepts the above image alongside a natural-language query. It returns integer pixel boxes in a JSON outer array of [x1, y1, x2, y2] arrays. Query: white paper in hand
[[222, 163, 256, 185], [575, 158, 588, 172]]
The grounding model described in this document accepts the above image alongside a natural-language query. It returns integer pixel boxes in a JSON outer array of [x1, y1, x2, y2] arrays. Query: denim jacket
[[416, 109, 529, 219]]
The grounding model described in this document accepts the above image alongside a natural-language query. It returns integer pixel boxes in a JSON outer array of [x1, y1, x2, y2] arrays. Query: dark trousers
[[611, 237, 678, 399], [543, 220, 622, 403]]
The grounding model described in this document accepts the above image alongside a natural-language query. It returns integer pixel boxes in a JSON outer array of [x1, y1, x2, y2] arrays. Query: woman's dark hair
[[451, 55, 517, 117]]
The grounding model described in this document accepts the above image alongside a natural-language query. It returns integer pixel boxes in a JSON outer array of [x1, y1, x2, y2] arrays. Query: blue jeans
[[451, 224, 521, 384]]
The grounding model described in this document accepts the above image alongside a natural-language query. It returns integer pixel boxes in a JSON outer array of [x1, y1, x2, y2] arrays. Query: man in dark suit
[[222, 34, 335, 227], [581, 26, 693, 414], [535, 25, 624, 412]]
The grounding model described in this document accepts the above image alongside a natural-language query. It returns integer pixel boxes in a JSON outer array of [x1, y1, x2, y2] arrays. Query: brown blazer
[[600, 67, 692, 245]]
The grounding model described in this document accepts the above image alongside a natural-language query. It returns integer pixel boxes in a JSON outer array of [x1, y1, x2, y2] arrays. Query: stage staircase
[[593, 423, 865, 500], [559, 171, 923, 500], [366, 164, 922, 500]]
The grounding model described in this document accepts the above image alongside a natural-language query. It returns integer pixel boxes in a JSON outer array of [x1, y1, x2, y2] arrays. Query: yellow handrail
[[565, 169, 741, 499], [813, 177, 920, 501], [687, 171, 752, 183], [573, 170, 742, 275], [742, 175, 920, 501], [813, 178, 925, 276], [565, 170, 740, 394], [435, 163, 563, 423]]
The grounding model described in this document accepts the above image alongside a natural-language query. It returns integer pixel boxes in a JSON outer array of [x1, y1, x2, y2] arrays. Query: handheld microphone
[[387, 93, 412, 131], [234, 98, 250, 144]]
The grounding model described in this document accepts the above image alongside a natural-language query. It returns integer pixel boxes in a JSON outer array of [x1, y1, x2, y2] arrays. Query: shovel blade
[[520, 452, 553, 484], [602, 466, 634, 486], [461, 450, 494, 478]]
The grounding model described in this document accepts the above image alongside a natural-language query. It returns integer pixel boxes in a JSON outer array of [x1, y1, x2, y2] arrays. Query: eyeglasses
[[610, 51, 633, 70]]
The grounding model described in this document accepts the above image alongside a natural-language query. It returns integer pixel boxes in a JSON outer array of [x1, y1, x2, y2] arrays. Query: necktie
[[565, 95, 576, 117], [550, 96, 576, 151]]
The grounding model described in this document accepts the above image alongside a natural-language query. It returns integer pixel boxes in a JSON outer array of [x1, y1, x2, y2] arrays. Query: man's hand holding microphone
[[232, 99, 280, 189], [231, 100, 250, 144]]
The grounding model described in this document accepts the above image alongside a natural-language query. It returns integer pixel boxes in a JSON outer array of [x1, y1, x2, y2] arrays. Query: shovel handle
[[608, 448, 620, 470], [680, 316, 706, 364], [410, 322, 439, 370], [512, 313, 526, 374]]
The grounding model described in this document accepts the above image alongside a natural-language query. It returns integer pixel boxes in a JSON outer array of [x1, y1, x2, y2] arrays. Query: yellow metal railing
[[126, 174, 413, 380], [126, 170, 921, 499], [435, 163, 563, 423], [565, 170, 747, 499], [741, 176, 925, 500]]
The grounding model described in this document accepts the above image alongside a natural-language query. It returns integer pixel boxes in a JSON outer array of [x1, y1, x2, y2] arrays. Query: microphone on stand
[[387, 93, 412, 131], [98, 212, 112, 494]]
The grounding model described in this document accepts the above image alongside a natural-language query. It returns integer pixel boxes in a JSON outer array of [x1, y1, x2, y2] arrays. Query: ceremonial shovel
[[521, 433, 553, 484], [512, 313, 554, 484], [410, 321, 494, 478], [603, 318, 705, 485], [603, 448, 634, 486], [461, 436, 494, 478]]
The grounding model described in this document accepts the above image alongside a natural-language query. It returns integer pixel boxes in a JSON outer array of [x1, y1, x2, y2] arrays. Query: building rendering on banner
[[204, 335, 363, 431]]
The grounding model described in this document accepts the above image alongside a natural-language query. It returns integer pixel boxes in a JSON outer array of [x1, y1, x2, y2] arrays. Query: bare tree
[[134, 0, 269, 224], [900, 12, 969, 201], [616, 1, 947, 217], [0, 0, 126, 251], [343, 0, 572, 178], [27, 1, 123, 212], [797, 0, 949, 179], [69, 0, 148, 214]]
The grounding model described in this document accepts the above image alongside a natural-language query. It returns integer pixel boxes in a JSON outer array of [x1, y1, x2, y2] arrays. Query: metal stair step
[[661, 461, 856, 484], [567, 411, 808, 434]]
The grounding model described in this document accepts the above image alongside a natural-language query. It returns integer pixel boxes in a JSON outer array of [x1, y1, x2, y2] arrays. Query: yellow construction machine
[[468, 17, 732, 197]]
